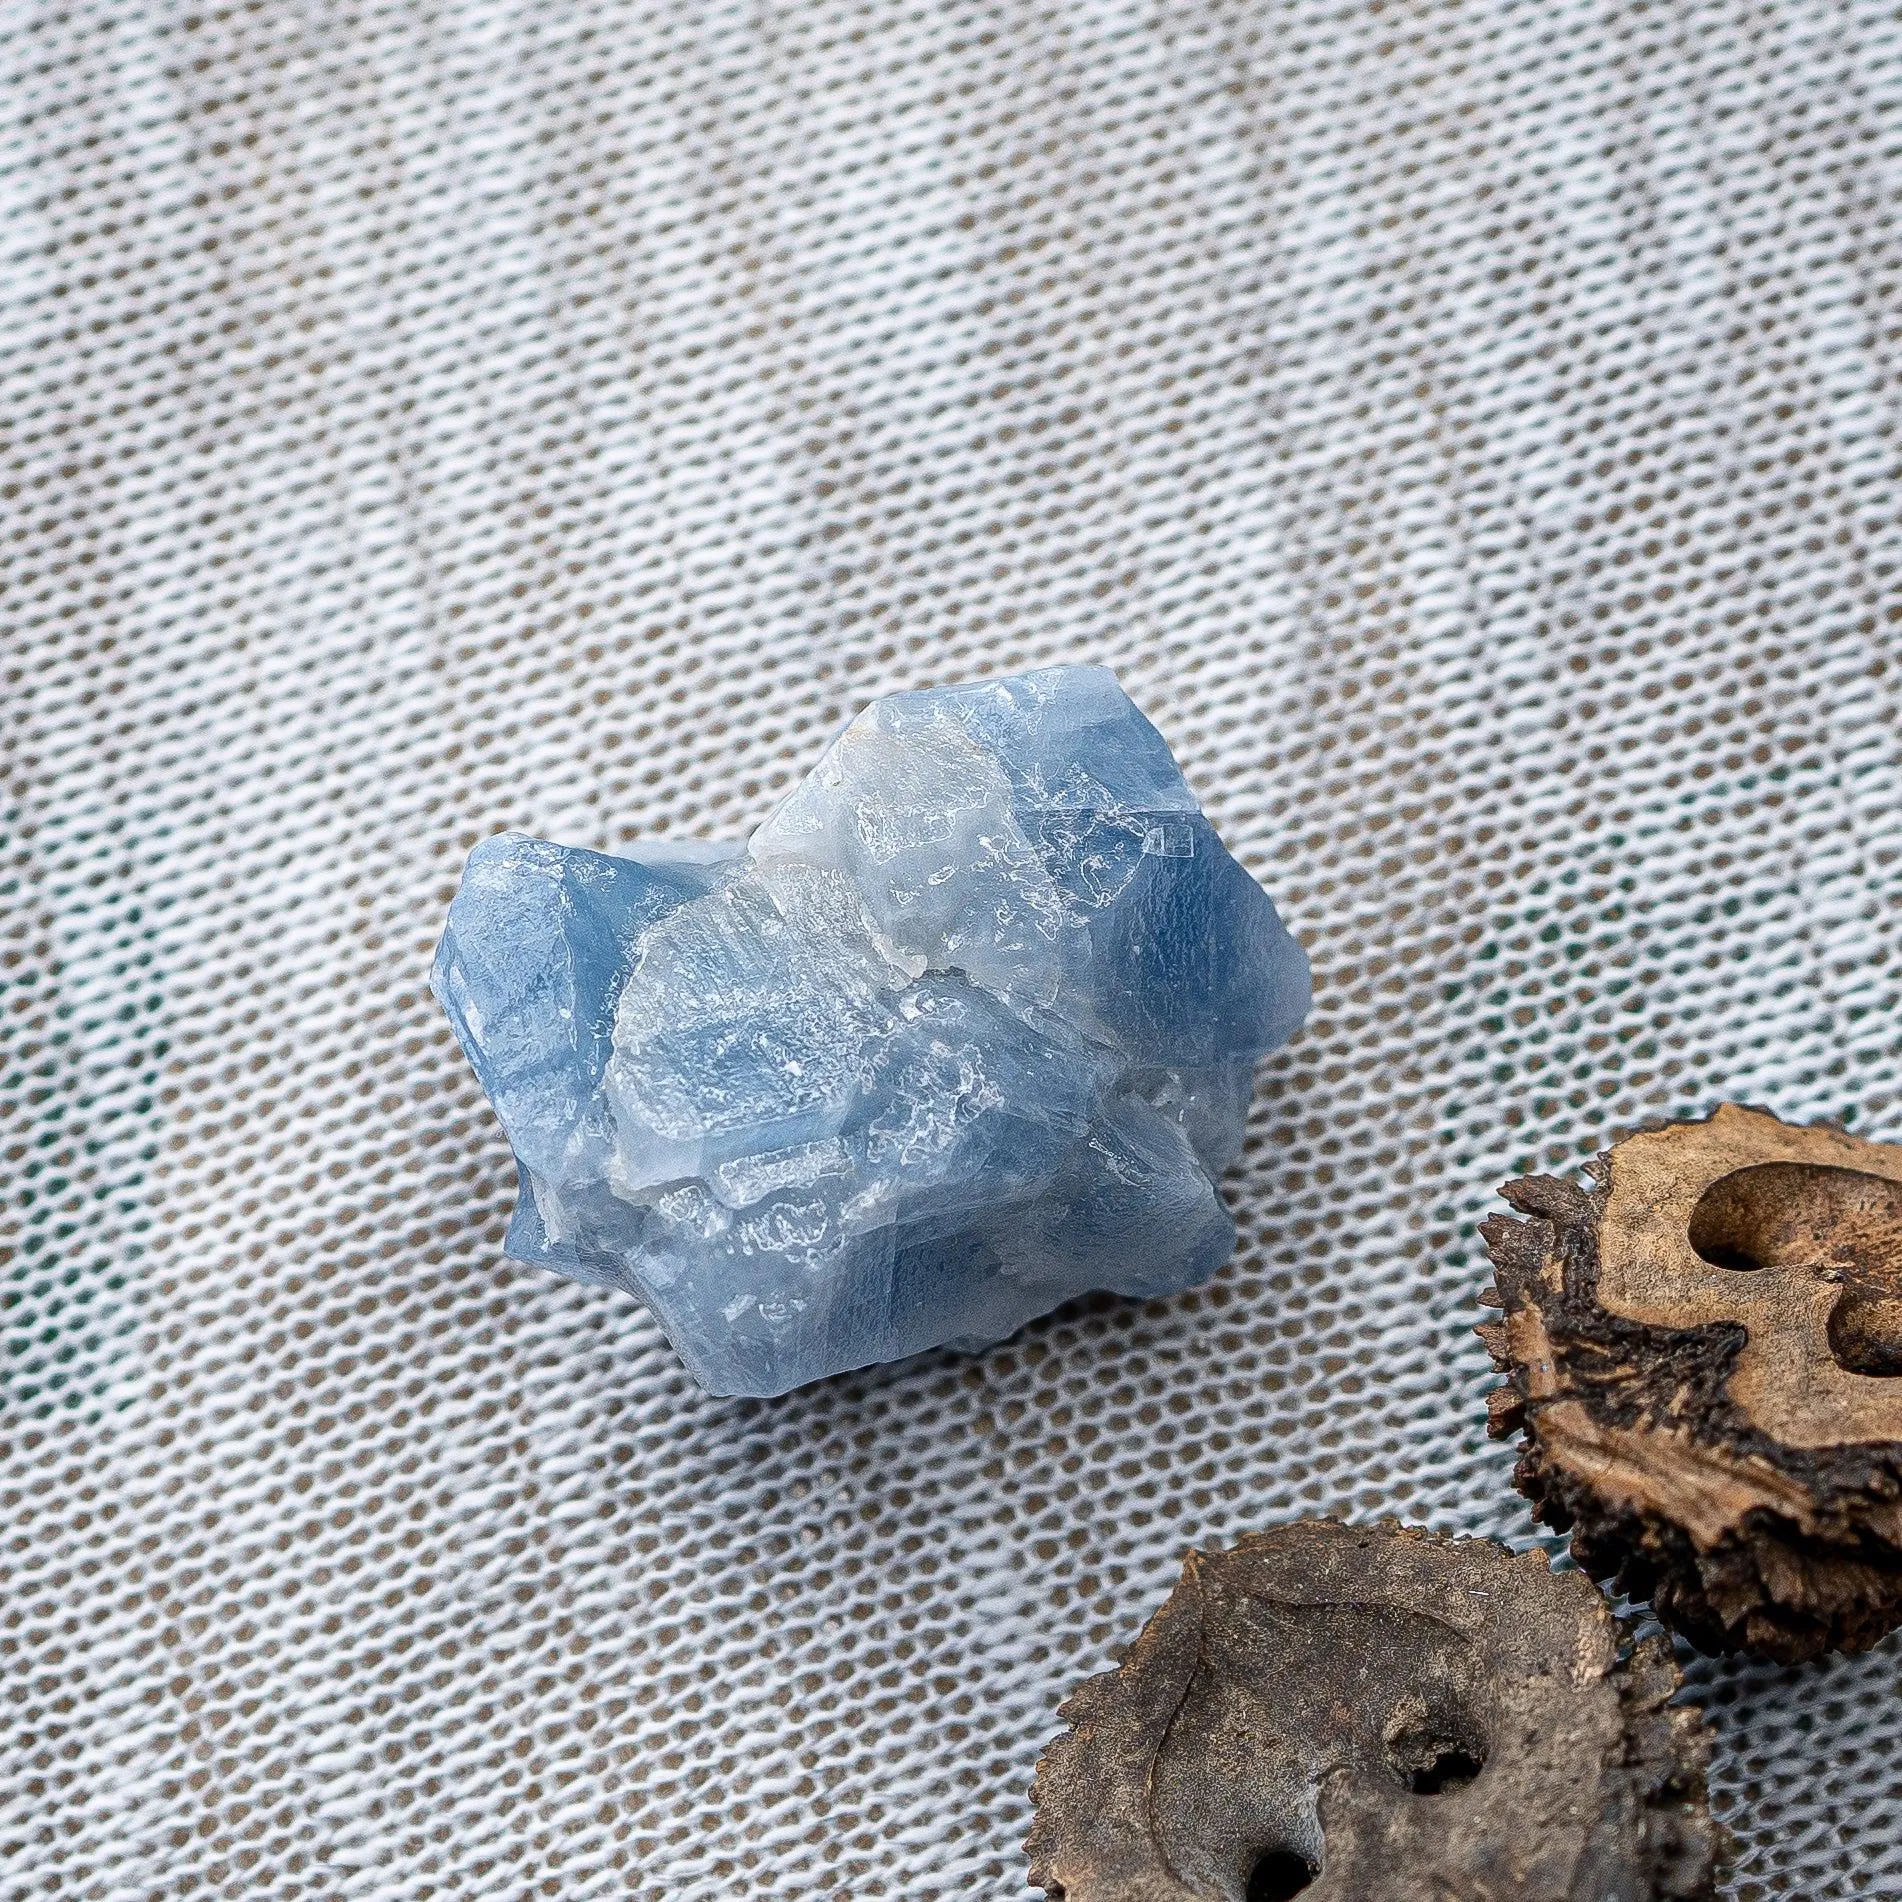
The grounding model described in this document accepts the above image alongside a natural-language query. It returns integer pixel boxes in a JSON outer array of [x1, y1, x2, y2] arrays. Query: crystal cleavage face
[[431, 666, 1311, 1396]]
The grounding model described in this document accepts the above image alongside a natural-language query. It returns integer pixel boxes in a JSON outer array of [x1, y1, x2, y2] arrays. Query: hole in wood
[[1245, 1847, 1317, 1901], [1829, 1291, 1902, 1379], [1383, 1700, 1488, 1796], [1689, 1161, 1902, 1376], [1405, 1741, 1484, 1795]]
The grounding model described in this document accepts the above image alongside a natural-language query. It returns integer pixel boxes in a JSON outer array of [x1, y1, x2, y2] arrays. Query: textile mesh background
[[4, 0, 1901, 1895]]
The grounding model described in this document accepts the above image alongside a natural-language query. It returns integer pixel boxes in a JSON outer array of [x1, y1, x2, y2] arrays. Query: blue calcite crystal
[[432, 667, 1310, 1396]]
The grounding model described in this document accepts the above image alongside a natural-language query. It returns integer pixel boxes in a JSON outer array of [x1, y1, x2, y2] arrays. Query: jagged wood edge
[[1024, 1519, 1716, 1901], [1480, 1147, 1902, 1661]]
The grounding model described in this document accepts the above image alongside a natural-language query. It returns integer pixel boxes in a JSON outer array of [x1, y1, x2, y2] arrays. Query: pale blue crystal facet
[[432, 666, 1310, 1396]]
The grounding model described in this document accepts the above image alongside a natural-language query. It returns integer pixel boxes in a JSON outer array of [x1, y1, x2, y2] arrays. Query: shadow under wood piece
[[1025, 1520, 1715, 1902], [1481, 1103, 1902, 1663]]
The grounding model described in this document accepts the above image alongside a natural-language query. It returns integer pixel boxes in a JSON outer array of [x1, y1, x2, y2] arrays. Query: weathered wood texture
[[1482, 1104, 1902, 1662], [1026, 1520, 1714, 1902]]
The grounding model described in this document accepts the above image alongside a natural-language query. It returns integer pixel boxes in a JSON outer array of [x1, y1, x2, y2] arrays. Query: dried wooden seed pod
[[1481, 1103, 1902, 1662], [1026, 1520, 1715, 1902]]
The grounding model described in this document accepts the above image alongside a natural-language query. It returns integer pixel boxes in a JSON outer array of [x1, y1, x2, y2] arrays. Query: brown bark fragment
[[1482, 1104, 1902, 1661], [1025, 1519, 1715, 1902]]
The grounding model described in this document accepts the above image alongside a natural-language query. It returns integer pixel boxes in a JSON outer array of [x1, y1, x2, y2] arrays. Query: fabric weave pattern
[[4, 1, 1900, 1896]]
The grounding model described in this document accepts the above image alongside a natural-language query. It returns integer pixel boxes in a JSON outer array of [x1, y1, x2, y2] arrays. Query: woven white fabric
[[4, 1, 1900, 1896]]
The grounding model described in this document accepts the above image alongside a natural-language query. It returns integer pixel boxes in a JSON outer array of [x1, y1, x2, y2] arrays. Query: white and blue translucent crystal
[[432, 666, 1310, 1396]]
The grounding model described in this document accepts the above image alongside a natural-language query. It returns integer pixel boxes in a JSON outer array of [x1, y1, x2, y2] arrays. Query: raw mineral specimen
[[432, 665, 1309, 1396]]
